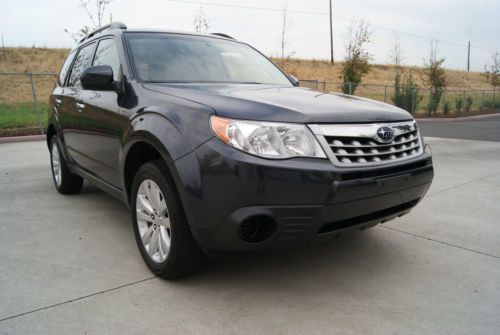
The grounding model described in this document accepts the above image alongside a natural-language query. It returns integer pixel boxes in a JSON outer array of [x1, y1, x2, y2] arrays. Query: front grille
[[311, 121, 423, 166]]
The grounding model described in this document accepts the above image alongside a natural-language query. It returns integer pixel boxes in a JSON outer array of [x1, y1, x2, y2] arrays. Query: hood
[[143, 83, 413, 123]]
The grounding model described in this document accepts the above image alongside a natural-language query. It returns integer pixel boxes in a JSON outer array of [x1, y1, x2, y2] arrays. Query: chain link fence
[[1, 73, 499, 136], [0, 72, 58, 136], [301, 80, 499, 116]]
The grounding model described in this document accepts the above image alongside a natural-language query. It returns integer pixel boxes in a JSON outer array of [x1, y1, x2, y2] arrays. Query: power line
[[168, 0, 500, 52]]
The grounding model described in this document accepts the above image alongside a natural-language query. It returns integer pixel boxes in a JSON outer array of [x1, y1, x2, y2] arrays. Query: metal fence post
[[384, 85, 387, 103], [28, 73, 44, 135], [323, 81, 326, 92], [348, 82, 352, 95]]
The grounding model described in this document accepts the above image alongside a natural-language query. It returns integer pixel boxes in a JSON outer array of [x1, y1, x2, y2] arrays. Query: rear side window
[[68, 42, 96, 88], [93, 39, 121, 81], [58, 50, 77, 86]]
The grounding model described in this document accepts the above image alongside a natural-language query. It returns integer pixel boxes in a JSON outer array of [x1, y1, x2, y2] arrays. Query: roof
[[76, 22, 237, 48]]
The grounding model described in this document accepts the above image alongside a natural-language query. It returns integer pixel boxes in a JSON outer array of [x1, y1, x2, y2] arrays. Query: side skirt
[[69, 164, 129, 207]]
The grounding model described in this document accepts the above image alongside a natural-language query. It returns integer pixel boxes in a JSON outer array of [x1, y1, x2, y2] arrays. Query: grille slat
[[328, 134, 418, 148], [315, 121, 423, 166], [334, 141, 420, 157]]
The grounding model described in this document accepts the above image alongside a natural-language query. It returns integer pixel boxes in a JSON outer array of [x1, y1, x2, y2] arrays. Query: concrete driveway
[[0, 136, 499, 334]]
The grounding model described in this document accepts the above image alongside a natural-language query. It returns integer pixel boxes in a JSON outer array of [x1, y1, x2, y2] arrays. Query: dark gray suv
[[47, 22, 434, 279]]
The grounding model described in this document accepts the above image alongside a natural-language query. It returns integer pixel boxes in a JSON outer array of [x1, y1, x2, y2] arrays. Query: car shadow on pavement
[[77, 183, 403, 291], [171, 228, 404, 295]]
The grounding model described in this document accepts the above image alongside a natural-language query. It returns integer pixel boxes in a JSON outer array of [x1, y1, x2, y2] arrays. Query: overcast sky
[[1, 0, 499, 71]]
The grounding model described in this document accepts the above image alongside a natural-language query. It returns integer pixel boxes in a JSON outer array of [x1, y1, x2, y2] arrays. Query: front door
[[62, 41, 96, 167], [77, 38, 128, 187]]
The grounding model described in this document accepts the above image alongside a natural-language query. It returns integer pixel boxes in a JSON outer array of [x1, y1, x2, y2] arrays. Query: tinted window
[[126, 34, 291, 85], [93, 39, 121, 81], [58, 50, 77, 86], [68, 43, 95, 88]]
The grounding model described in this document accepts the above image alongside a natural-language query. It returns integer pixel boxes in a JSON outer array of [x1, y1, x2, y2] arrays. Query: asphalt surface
[[418, 114, 500, 142], [0, 136, 499, 334]]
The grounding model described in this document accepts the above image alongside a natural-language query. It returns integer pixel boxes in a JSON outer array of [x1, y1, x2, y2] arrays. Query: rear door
[[77, 38, 129, 187], [62, 42, 96, 167], [52, 49, 76, 150]]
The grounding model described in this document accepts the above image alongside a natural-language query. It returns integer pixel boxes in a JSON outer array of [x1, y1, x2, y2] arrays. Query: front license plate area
[[376, 173, 411, 194]]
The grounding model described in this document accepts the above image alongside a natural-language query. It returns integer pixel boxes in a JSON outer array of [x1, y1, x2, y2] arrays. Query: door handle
[[76, 102, 85, 111]]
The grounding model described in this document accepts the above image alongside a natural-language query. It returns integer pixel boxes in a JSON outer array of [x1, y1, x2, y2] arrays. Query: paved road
[[418, 114, 500, 142], [0, 138, 499, 334]]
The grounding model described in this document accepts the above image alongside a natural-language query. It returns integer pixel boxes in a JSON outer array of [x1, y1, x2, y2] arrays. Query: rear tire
[[50, 136, 83, 194], [131, 160, 206, 279]]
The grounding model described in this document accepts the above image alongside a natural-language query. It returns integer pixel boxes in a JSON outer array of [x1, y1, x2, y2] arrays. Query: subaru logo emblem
[[376, 126, 395, 143]]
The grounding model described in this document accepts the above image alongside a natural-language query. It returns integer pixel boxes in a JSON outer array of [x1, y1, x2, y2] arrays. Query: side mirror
[[80, 65, 115, 91], [288, 74, 300, 87]]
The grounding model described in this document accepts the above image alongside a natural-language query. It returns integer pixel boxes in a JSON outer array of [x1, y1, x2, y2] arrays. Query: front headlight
[[210, 116, 326, 159]]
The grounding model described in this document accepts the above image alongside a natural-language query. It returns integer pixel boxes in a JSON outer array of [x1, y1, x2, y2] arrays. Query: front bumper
[[173, 138, 434, 251]]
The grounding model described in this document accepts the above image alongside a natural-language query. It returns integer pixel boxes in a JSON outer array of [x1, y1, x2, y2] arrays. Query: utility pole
[[329, 0, 334, 65], [467, 41, 470, 72]]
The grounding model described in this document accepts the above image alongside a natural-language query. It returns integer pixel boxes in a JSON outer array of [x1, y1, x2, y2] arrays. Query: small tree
[[388, 33, 405, 72], [277, 0, 295, 68], [193, 7, 212, 34], [389, 33, 422, 113], [423, 41, 447, 115], [485, 51, 500, 89], [65, 0, 113, 43], [393, 72, 422, 113], [340, 18, 372, 94]]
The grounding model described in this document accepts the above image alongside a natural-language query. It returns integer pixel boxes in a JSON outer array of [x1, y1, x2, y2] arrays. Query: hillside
[[0, 47, 493, 106], [278, 58, 491, 90]]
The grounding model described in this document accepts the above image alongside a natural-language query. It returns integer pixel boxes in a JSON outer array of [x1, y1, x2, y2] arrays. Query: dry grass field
[[275, 58, 491, 90], [0, 47, 497, 133], [0, 47, 494, 105]]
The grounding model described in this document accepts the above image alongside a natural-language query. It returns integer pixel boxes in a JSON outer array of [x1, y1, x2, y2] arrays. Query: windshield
[[126, 33, 292, 85]]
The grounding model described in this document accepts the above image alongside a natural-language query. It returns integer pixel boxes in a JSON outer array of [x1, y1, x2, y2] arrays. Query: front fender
[[121, 112, 213, 224]]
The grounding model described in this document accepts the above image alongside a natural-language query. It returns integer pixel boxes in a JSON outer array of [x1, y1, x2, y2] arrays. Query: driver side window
[[68, 42, 96, 89], [93, 38, 121, 81]]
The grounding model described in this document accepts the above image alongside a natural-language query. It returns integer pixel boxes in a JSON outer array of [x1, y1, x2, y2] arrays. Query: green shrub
[[465, 96, 473, 113], [483, 100, 500, 109], [392, 72, 422, 113], [442, 101, 450, 115], [455, 96, 463, 113]]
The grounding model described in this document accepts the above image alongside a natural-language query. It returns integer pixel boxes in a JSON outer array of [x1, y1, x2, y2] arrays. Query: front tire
[[131, 160, 206, 279], [50, 136, 83, 194]]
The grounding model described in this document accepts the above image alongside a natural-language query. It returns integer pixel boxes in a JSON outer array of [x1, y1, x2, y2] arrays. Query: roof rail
[[211, 33, 235, 40], [79, 22, 127, 43]]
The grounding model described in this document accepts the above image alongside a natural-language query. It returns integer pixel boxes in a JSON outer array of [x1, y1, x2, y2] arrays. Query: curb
[[416, 112, 500, 122], [0, 135, 45, 144]]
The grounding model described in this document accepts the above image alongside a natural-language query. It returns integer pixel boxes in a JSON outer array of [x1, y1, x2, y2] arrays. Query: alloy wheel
[[51, 143, 62, 187], [136, 179, 171, 263]]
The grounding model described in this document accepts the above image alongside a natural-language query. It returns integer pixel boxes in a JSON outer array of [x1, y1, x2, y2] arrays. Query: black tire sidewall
[[49, 135, 83, 194]]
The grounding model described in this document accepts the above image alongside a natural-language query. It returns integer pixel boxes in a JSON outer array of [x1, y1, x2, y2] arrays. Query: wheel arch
[[121, 131, 195, 209]]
